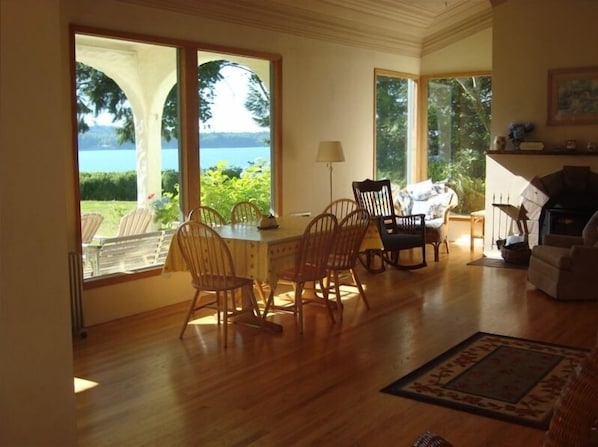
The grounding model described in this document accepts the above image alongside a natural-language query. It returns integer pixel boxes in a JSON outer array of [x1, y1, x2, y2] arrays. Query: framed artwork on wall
[[547, 66, 598, 125]]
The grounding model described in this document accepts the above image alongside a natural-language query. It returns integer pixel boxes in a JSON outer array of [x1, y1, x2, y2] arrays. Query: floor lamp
[[316, 141, 345, 204]]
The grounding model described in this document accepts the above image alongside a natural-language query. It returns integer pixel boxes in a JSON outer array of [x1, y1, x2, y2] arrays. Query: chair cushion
[[407, 179, 435, 201], [582, 210, 598, 246], [531, 245, 572, 270]]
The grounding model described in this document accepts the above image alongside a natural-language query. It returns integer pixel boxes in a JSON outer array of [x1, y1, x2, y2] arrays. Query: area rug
[[467, 257, 528, 270], [381, 332, 589, 429]]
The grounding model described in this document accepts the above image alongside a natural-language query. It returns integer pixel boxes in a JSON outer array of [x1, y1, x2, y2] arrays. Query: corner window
[[425, 74, 492, 215], [374, 69, 417, 186]]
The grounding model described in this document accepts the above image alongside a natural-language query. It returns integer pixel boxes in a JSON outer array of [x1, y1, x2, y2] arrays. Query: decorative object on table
[[381, 332, 589, 430], [587, 141, 598, 152], [492, 135, 506, 151], [507, 122, 535, 149], [316, 140, 345, 203], [519, 141, 545, 151], [565, 139, 577, 150], [547, 66, 598, 125], [258, 214, 278, 230]]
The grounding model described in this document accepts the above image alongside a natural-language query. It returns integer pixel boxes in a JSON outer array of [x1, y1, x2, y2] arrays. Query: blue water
[[79, 147, 270, 172]]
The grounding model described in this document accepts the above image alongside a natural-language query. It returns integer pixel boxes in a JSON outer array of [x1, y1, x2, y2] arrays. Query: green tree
[[375, 75, 410, 185]]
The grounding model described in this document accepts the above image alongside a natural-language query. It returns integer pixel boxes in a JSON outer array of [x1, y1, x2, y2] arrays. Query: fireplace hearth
[[521, 166, 598, 245]]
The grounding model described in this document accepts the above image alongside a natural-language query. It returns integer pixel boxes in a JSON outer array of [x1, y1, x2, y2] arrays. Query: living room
[[2, 1, 598, 445]]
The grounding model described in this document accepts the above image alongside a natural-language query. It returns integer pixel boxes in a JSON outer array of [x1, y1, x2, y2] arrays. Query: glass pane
[[375, 74, 414, 186], [75, 34, 181, 279], [197, 52, 273, 220], [427, 76, 491, 215]]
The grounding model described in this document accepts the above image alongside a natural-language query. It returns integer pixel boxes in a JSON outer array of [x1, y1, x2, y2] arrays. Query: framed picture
[[547, 66, 598, 125]]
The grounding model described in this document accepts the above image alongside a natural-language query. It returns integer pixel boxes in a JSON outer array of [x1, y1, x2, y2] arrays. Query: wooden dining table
[[163, 214, 383, 332], [163, 215, 314, 333]]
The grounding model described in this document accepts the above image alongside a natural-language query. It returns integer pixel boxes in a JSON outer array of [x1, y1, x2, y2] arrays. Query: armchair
[[393, 180, 458, 262], [528, 210, 598, 300]]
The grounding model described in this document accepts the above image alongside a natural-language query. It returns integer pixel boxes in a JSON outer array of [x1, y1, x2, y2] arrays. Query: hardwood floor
[[73, 242, 598, 447]]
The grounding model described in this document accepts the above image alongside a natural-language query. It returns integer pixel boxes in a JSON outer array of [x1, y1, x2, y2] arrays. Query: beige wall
[[0, 1, 78, 445], [421, 28, 492, 75], [0, 0, 492, 443], [487, 0, 598, 253]]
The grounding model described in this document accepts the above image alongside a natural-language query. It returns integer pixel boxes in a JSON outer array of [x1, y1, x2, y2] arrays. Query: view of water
[[79, 147, 270, 172]]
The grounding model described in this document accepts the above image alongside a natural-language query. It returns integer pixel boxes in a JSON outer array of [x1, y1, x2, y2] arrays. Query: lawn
[[80, 201, 138, 237]]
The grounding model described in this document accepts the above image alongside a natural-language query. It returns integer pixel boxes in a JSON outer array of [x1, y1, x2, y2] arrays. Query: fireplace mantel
[[487, 150, 598, 156]]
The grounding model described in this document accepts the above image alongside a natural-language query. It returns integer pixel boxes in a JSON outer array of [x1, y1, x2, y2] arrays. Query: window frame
[[70, 25, 282, 288]]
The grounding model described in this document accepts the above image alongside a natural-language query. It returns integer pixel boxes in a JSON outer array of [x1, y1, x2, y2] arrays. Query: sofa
[[528, 210, 598, 301], [393, 179, 458, 262]]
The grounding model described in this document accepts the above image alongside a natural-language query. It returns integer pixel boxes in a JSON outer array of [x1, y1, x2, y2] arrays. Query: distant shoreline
[[78, 126, 270, 151]]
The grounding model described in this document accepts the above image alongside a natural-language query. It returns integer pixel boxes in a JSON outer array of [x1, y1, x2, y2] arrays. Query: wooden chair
[[187, 205, 226, 227], [175, 221, 259, 347], [324, 208, 371, 319], [116, 207, 152, 236], [262, 213, 338, 334], [230, 201, 263, 224], [81, 212, 104, 244], [352, 178, 427, 271], [323, 198, 359, 221]]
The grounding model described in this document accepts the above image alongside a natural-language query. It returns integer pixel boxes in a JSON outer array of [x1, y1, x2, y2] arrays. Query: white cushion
[[407, 179, 435, 201]]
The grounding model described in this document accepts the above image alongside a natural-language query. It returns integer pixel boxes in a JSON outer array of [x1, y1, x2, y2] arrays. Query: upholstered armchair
[[528, 210, 598, 301], [393, 180, 459, 262]]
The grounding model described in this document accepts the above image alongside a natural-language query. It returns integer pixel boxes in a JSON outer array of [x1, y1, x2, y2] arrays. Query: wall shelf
[[487, 150, 598, 156]]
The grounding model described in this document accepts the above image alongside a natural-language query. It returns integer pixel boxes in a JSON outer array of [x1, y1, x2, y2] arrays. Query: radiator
[[68, 251, 87, 338]]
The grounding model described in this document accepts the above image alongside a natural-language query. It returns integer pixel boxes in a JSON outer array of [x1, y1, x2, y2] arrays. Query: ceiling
[[118, 0, 498, 57]]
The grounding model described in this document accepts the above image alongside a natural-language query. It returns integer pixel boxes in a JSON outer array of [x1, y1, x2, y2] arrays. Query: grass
[[80, 201, 137, 237]]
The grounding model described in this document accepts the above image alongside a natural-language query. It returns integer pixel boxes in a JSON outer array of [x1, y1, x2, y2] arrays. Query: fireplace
[[521, 166, 598, 245]]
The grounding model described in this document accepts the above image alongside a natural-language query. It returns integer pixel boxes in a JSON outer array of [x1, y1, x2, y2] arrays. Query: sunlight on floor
[[74, 377, 99, 393]]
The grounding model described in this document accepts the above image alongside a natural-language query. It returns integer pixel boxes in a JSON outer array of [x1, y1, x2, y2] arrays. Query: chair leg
[[433, 242, 440, 262], [223, 291, 228, 348], [179, 290, 200, 339], [350, 268, 370, 309], [262, 287, 276, 319], [322, 273, 337, 323], [295, 282, 305, 334]]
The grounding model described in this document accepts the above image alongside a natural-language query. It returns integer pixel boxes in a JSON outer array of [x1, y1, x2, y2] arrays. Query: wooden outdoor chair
[[324, 208, 371, 319], [187, 205, 226, 227], [230, 201, 263, 224], [322, 198, 359, 221], [81, 212, 104, 244], [117, 207, 152, 236], [175, 220, 260, 347], [262, 213, 338, 333], [352, 178, 427, 271]]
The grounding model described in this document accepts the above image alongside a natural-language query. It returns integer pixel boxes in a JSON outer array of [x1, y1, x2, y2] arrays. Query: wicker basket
[[499, 241, 531, 265]]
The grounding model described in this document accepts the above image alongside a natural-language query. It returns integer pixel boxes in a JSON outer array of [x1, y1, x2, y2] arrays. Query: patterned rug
[[381, 332, 589, 429]]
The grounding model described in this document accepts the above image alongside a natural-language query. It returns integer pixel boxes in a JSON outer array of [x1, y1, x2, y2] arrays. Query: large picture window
[[73, 29, 280, 284]]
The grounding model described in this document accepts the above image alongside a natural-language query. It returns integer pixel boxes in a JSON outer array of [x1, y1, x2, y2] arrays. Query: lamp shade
[[316, 141, 345, 163]]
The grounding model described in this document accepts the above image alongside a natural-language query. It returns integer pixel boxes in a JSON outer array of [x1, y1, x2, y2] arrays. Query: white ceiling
[[118, 0, 496, 57]]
